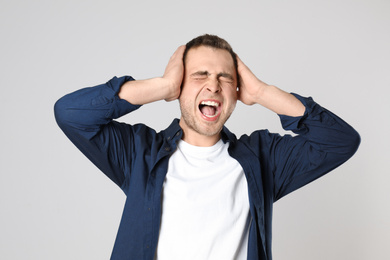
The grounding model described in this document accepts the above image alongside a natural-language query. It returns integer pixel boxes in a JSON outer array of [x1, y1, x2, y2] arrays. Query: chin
[[198, 122, 224, 137]]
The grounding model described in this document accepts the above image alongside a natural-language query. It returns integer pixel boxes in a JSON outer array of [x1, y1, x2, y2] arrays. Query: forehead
[[185, 46, 235, 73]]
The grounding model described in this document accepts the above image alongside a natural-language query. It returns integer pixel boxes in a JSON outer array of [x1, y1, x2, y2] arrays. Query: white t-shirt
[[156, 139, 251, 260]]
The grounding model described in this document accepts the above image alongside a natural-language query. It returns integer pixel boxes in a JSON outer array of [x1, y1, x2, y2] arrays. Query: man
[[55, 34, 360, 260]]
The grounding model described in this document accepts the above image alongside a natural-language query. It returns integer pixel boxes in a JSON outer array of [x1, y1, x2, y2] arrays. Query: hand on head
[[236, 55, 268, 106], [163, 45, 186, 102], [162, 44, 267, 106]]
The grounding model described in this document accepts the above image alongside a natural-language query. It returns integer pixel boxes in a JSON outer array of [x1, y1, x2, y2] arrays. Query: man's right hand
[[162, 45, 185, 102], [118, 45, 185, 105]]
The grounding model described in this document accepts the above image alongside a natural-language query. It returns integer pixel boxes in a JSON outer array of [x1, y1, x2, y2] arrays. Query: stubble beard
[[179, 100, 235, 137]]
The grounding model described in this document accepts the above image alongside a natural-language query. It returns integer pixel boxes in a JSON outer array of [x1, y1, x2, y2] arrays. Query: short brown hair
[[183, 34, 239, 87]]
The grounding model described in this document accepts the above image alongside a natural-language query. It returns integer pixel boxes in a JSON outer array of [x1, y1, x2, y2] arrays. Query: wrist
[[249, 80, 269, 105]]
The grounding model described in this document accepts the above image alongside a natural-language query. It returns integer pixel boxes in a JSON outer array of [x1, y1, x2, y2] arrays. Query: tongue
[[200, 105, 216, 116]]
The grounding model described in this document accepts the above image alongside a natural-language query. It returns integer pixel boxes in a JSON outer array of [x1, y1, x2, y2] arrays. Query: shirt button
[[165, 147, 170, 152]]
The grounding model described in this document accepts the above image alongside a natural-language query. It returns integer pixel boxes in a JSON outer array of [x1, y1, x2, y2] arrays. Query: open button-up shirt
[[55, 76, 360, 260]]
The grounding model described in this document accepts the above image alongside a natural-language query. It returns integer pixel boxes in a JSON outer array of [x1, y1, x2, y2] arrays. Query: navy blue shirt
[[54, 76, 360, 260]]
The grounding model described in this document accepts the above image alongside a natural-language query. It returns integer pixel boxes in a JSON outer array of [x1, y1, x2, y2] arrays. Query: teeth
[[200, 100, 219, 118], [200, 101, 219, 107]]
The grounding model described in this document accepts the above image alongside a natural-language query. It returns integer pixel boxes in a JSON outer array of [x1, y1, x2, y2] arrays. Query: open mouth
[[199, 100, 221, 118]]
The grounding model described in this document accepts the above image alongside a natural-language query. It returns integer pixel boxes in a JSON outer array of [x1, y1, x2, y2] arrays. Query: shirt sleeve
[[269, 93, 360, 201], [54, 76, 141, 189]]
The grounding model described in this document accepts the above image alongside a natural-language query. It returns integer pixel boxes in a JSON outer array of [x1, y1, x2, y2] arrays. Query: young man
[[55, 34, 360, 260]]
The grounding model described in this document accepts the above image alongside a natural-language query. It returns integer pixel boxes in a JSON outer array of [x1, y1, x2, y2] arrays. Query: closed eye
[[217, 73, 235, 84], [191, 71, 209, 78], [219, 77, 233, 83], [193, 76, 208, 80]]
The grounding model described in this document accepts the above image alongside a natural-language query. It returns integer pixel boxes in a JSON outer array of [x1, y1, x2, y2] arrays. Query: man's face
[[179, 46, 238, 144]]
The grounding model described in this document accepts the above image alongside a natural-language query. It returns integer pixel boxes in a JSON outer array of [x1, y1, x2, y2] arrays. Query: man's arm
[[54, 46, 185, 189], [118, 45, 185, 104], [236, 56, 360, 200]]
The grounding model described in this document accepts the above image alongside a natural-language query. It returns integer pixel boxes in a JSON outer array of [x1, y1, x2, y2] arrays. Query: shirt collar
[[164, 119, 237, 145]]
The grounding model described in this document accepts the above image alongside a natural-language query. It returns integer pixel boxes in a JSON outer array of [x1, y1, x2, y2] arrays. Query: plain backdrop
[[1, 0, 389, 259]]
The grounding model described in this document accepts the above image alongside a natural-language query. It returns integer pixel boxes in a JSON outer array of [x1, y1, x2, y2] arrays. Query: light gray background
[[1, 0, 389, 259]]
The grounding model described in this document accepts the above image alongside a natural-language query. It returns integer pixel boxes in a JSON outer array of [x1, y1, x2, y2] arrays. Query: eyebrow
[[217, 72, 234, 81], [190, 71, 234, 81]]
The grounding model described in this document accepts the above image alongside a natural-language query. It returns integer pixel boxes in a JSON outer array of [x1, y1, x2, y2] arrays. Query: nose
[[206, 78, 221, 93]]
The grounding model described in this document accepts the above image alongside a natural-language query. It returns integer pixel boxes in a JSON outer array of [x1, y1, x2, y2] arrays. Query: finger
[[236, 55, 244, 66], [236, 55, 249, 74], [164, 46, 185, 74], [171, 45, 186, 60]]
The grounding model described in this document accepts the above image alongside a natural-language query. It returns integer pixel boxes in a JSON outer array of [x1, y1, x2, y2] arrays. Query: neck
[[181, 133, 221, 147], [179, 121, 221, 147]]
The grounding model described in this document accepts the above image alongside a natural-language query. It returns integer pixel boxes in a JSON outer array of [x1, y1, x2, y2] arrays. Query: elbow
[[350, 129, 361, 155], [342, 128, 361, 160], [54, 95, 70, 129]]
